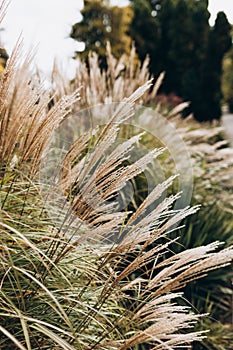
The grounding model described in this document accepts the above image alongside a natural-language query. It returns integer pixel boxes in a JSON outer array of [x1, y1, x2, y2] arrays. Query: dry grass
[[0, 2, 233, 349], [50, 42, 164, 109]]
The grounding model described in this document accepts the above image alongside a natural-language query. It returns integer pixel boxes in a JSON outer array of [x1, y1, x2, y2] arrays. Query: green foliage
[[179, 206, 233, 311], [0, 175, 125, 349], [70, 0, 133, 68], [192, 321, 233, 350]]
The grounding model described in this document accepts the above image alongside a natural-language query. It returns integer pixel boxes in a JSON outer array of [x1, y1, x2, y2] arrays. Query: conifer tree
[[222, 26, 233, 112], [200, 12, 232, 121], [130, 0, 231, 121]]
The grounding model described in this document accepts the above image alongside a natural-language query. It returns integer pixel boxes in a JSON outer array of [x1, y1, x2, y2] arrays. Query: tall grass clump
[[50, 41, 164, 110], [51, 40, 233, 349], [1, 2, 233, 349]]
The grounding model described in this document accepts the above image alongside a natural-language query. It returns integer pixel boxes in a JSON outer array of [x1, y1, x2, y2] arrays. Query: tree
[[130, 0, 160, 72], [130, 0, 231, 121], [200, 12, 232, 121], [180, 0, 210, 120], [70, 0, 231, 121], [70, 0, 133, 68], [222, 27, 233, 112], [130, 1, 210, 101]]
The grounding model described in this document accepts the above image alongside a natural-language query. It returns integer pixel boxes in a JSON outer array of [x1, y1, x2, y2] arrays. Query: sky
[[1, 0, 233, 78]]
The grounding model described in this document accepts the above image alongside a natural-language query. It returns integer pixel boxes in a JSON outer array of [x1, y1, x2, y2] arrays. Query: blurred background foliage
[[0, 46, 8, 73], [70, 0, 133, 68], [222, 26, 233, 113]]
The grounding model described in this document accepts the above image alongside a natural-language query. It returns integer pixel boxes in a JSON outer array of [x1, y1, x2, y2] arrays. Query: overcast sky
[[1, 0, 233, 78]]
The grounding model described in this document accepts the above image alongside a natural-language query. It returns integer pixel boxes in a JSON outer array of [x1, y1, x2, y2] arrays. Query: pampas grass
[[50, 42, 163, 109], [0, 2, 233, 349]]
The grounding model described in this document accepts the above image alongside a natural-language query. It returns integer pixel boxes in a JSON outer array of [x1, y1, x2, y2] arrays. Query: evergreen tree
[[154, 0, 175, 92], [130, 0, 160, 73], [180, 0, 210, 119], [200, 12, 232, 121], [130, 0, 210, 94], [130, 0, 231, 121], [70, 0, 133, 68], [165, 0, 193, 94], [222, 26, 233, 112]]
